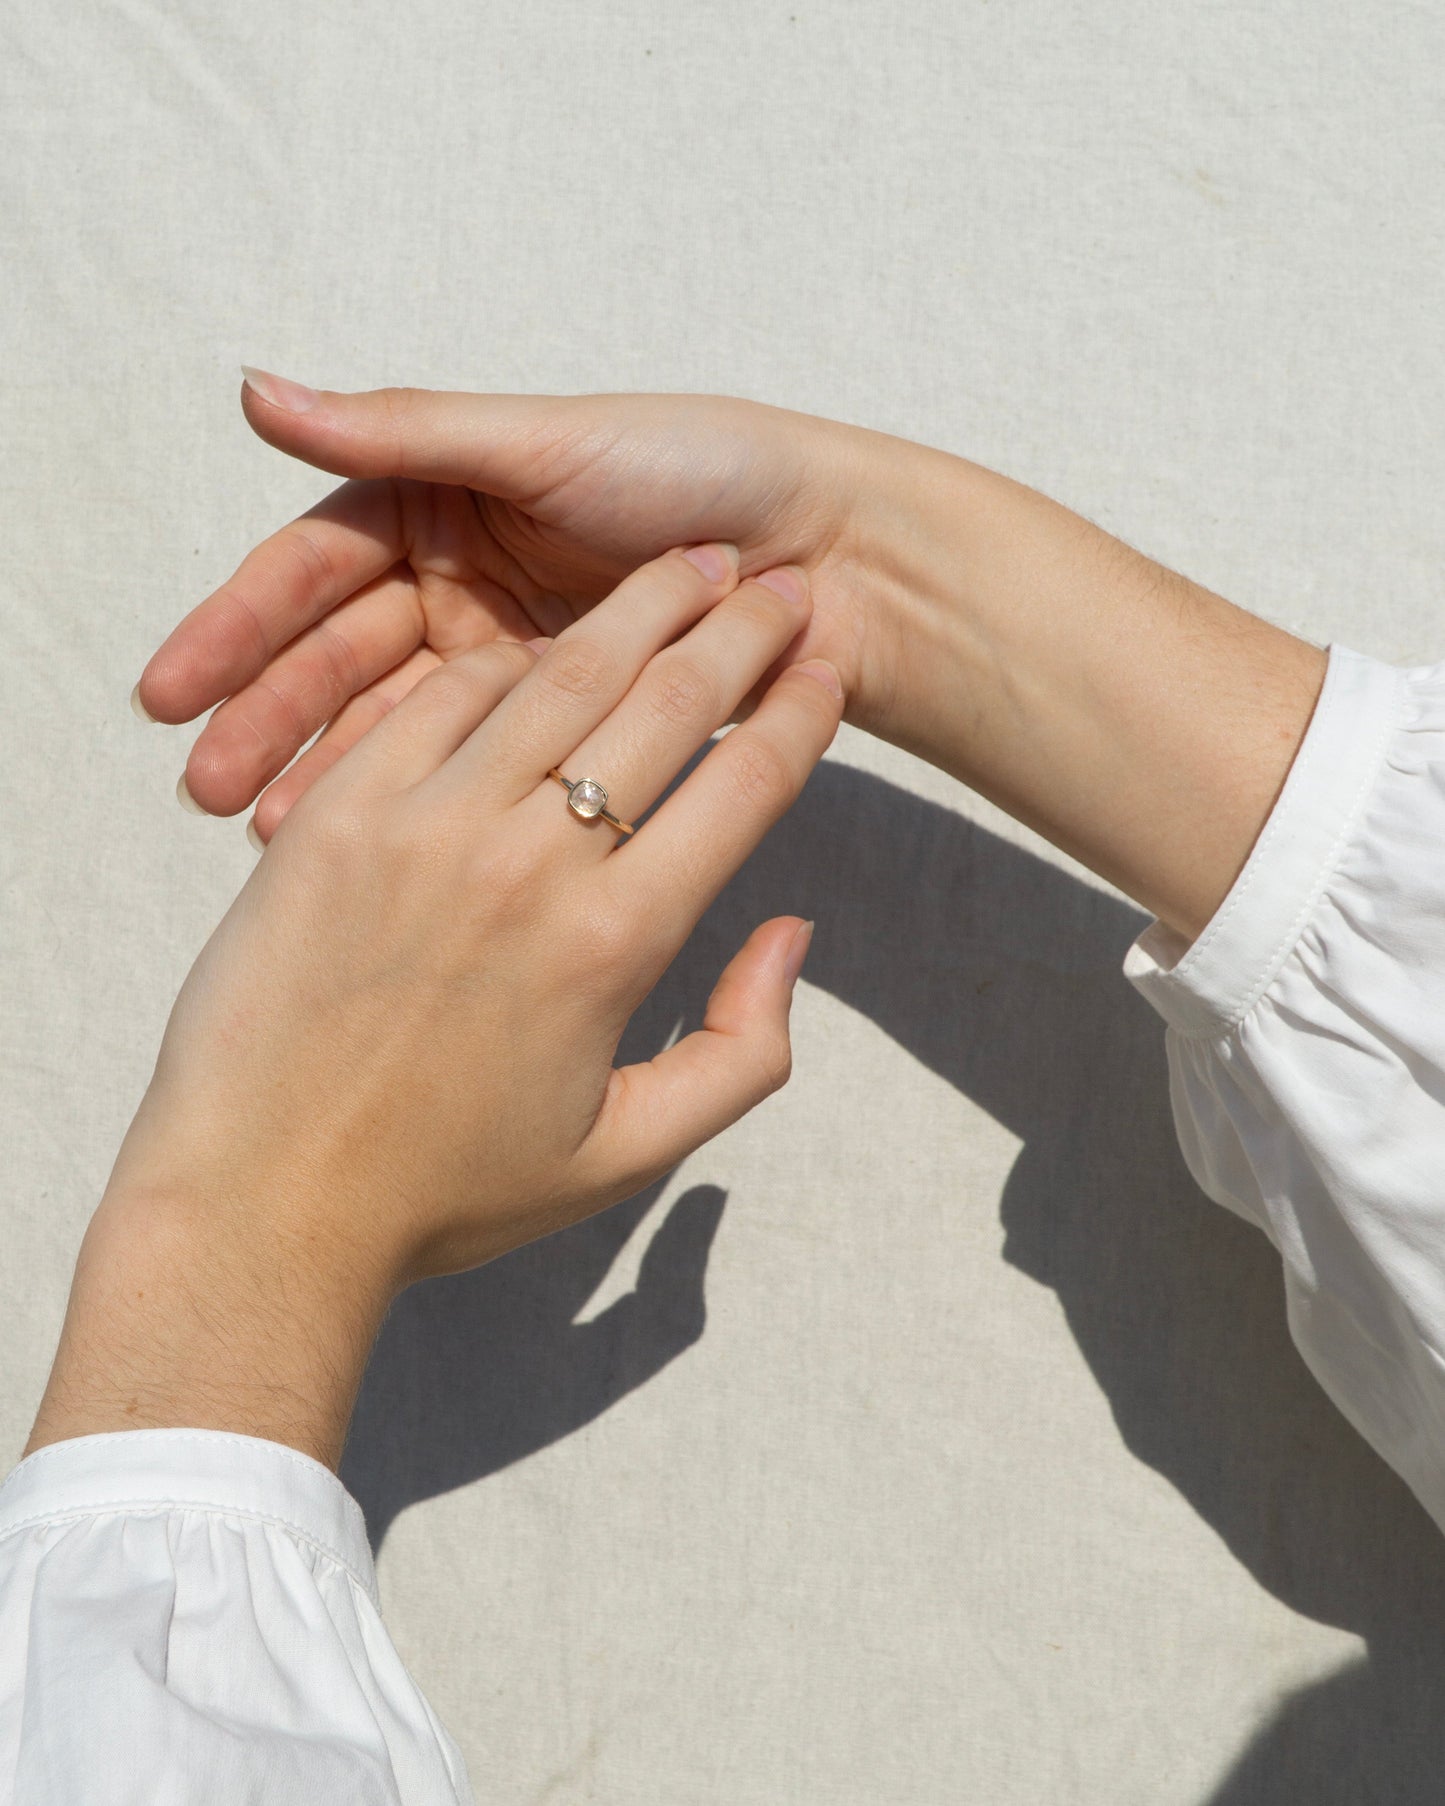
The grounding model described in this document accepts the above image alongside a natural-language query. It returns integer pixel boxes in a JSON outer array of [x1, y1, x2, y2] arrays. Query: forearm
[[847, 431, 1328, 943], [24, 1185, 395, 1471]]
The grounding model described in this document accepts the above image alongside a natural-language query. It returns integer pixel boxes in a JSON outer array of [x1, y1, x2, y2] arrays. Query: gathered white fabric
[[0, 1430, 473, 1804], [1124, 640, 1445, 1537], [8, 637, 1445, 1799]]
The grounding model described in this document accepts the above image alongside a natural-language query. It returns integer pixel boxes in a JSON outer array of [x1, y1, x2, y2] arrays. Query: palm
[[146, 392, 862, 826]]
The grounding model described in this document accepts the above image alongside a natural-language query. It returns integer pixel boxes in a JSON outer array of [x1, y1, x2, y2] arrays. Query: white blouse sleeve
[[0, 1429, 474, 1804], [1124, 641, 1445, 1534]]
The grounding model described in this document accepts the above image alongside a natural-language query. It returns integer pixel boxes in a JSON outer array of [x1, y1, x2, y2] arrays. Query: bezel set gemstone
[[568, 778, 608, 818]]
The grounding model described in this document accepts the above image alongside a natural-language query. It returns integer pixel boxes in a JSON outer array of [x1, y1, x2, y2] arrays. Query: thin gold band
[[547, 768, 635, 835]]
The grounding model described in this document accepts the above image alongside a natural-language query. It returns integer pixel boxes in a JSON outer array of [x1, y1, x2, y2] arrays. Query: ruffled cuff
[[0, 1427, 378, 1607], [1122, 642, 1410, 1039]]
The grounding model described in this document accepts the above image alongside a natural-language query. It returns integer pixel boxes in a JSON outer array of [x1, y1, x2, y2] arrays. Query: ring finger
[[534, 565, 812, 849]]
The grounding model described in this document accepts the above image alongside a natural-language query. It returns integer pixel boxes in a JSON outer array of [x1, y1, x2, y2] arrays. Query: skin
[[139, 375, 1327, 941], [27, 544, 840, 1468], [31, 376, 1327, 1470]]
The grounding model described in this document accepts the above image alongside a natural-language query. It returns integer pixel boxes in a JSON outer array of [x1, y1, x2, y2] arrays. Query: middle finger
[[538, 565, 812, 847], [438, 542, 744, 804]]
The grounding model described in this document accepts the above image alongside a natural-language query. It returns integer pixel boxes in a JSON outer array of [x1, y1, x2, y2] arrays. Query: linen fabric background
[[5, 4, 1445, 1801]]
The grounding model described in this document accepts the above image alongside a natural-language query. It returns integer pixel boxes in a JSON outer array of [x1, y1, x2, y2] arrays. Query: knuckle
[[454, 639, 536, 693], [724, 731, 796, 813], [307, 620, 363, 709], [247, 675, 309, 750], [417, 660, 486, 717], [753, 1028, 793, 1097], [376, 387, 423, 479], [646, 655, 719, 728], [282, 525, 338, 595], [542, 637, 616, 704], [211, 584, 271, 665], [288, 792, 374, 867]]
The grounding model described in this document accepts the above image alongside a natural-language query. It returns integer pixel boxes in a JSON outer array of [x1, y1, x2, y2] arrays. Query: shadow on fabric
[[340, 756, 1445, 1806]]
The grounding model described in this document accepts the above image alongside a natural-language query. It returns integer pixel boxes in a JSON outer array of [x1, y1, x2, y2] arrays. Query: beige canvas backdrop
[[6, 3, 1445, 1801]]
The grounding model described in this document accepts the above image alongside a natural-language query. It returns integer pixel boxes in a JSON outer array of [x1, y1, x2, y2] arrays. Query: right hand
[[32, 543, 842, 1467], [137, 377, 894, 833], [118, 541, 840, 1283]]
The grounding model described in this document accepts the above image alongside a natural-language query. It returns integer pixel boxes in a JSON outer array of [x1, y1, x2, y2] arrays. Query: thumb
[[238, 366, 583, 495], [583, 916, 815, 1196]]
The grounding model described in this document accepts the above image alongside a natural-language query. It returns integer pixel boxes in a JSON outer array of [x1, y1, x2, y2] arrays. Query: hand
[[138, 374, 883, 833], [31, 543, 843, 1467], [138, 371, 1326, 942]]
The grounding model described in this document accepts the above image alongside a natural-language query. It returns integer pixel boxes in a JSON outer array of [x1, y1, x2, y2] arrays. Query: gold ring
[[547, 769, 635, 835]]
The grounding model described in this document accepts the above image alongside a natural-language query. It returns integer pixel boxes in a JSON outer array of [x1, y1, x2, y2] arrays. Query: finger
[[284, 638, 545, 810], [238, 369, 592, 492], [138, 478, 404, 724], [437, 543, 742, 803], [182, 566, 425, 815], [248, 644, 443, 843], [624, 661, 844, 927], [552, 566, 810, 843], [580, 916, 814, 1193]]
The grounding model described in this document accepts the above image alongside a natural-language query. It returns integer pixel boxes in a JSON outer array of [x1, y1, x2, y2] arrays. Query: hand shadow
[[341, 1178, 726, 1547], [345, 755, 1445, 1805]]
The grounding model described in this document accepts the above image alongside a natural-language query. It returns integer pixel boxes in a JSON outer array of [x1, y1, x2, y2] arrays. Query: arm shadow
[[344, 755, 1445, 1805]]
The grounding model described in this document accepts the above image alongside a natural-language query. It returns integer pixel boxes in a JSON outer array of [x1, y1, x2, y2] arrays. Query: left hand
[[136, 377, 877, 836]]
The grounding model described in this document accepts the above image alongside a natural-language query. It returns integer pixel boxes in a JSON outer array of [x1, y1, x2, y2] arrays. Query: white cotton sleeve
[[1124, 641, 1445, 1534], [0, 1429, 474, 1805]]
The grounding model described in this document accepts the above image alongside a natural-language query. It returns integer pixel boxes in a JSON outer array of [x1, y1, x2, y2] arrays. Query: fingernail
[[680, 542, 739, 582], [524, 635, 552, 654], [784, 919, 815, 988], [246, 818, 265, 853], [793, 658, 843, 702], [176, 774, 208, 815], [240, 365, 321, 413], [754, 565, 809, 606], [130, 682, 157, 724]]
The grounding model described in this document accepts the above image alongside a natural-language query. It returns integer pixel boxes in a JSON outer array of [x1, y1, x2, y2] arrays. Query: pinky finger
[[249, 645, 441, 843]]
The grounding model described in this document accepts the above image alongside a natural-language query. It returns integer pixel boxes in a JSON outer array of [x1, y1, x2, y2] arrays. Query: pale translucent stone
[[569, 778, 607, 818]]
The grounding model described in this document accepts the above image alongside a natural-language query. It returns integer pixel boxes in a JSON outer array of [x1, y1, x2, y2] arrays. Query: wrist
[[831, 428, 1326, 939], [25, 1182, 397, 1471], [811, 424, 987, 756]]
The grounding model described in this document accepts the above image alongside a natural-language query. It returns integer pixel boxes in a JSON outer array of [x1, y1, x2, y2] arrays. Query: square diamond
[[569, 778, 607, 818]]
